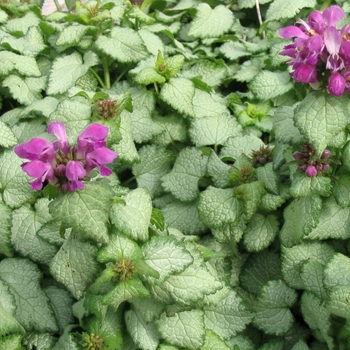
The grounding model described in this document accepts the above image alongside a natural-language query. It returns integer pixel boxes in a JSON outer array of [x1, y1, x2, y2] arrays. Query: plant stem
[[255, 0, 266, 39], [154, 82, 159, 94], [115, 66, 130, 84], [103, 56, 111, 89], [89, 68, 105, 89], [320, 0, 332, 11], [140, 0, 153, 12], [122, 176, 136, 186], [53, 0, 63, 12]]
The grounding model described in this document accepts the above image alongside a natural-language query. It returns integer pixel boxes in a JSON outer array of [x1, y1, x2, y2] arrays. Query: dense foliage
[[1, 0, 350, 349]]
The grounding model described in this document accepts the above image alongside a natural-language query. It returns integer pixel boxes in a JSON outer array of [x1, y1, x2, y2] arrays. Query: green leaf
[[249, 71, 293, 100], [132, 145, 175, 198], [0, 120, 17, 148], [11, 199, 58, 265], [0, 258, 58, 333], [294, 92, 349, 154], [157, 310, 205, 349], [161, 198, 207, 235], [97, 233, 142, 263], [0, 201, 13, 257], [219, 41, 251, 60], [206, 151, 231, 188], [155, 52, 185, 80], [125, 309, 159, 350], [324, 253, 350, 290], [84, 307, 124, 350], [0, 51, 41, 77], [139, 29, 165, 56], [187, 3, 234, 39], [47, 52, 98, 95], [253, 280, 297, 335], [256, 162, 279, 195], [0, 334, 24, 350], [280, 196, 322, 248], [110, 188, 152, 242], [182, 59, 228, 88], [198, 187, 244, 228], [273, 106, 303, 144], [204, 289, 253, 340], [301, 291, 334, 348], [161, 257, 222, 305], [152, 114, 188, 146], [48, 99, 91, 144], [240, 250, 282, 295], [56, 23, 94, 47], [43, 285, 74, 334], [234, 181, 266, 220], [130, 108, 163, 143], [0, 302, 25, 337], [142, 236, 193, 281], [49, 232, 101, 300], [290, 172, 332, 198], [1, 26, 45, 57], [112, 111, 139, 164], [306, 196, 350, 240], [266, 0, 317, 21], [332, 175, 350, 207], [96, 27, 148, 63], [325, 286, 350, 320], [189, 113, 242, 147], [134, 66, 166, 85], [282, 242, 334, 289], [201, 330, 230, 350], [130, 297, 165, 324], [5, 11, 40, 35], [49, 180, 113, 244], [300, 259, 327, 300], [220, 135, 264, 161], [103, 277, 150, 310], [161, 147, 208, 202], [3, 75, 44, 106], [243, 213, 279, 252], [0, 150, 34, 208], [160, 78, 195, 117], [192, 89, 229, 119]]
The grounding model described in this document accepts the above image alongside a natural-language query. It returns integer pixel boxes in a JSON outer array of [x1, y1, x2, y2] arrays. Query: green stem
[[320, 0, 332, 11], [53, 0, 63, 12], [154, 82, 159, 94], [115, 66, 130, 84], [140, 0, 153, 11], [122, 176, 136, 186], [89, 68, 105, 89], [103, 56, 111, 89]]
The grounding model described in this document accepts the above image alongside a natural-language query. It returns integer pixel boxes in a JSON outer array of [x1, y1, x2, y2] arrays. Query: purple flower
[[14, 122, 117, 192], [328, 71, 346, 96], [278, 5, 350, 96], [305, 165, 317, 177]]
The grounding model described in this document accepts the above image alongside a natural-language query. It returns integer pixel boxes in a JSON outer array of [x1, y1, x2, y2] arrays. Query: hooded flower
[[279, 5, 350, 96], [14, 122, 117, 192]]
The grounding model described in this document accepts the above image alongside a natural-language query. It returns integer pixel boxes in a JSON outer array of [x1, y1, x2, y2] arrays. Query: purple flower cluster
[[14, 122, 117, 192], [293, 144, 331, 178], [279, 5, 350, 96]]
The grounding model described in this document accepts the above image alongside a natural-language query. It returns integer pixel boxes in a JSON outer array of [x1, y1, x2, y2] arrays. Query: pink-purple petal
[[323, 5, 344, 27], [47, 122, 70, 153], [324, 26, 342, 55], [14, 138, 55, 162], [279, 26, 308, 39], [66, 161, 86, 181], [328, 72, 346, 96]]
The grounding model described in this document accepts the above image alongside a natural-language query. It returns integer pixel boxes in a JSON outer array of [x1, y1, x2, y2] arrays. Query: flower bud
[[293, 151, 303, 160], [321, 149, 331, 158], [323, 163, 330, 171], [305, 165, 317, 177], [259, 157, 267, 165]]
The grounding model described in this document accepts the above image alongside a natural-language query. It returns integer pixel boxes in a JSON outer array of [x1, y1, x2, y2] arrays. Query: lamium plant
[[2, 0, 350, 349]]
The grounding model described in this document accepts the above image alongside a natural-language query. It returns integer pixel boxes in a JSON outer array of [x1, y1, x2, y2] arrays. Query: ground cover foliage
[[1, 0, 350, 349]]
